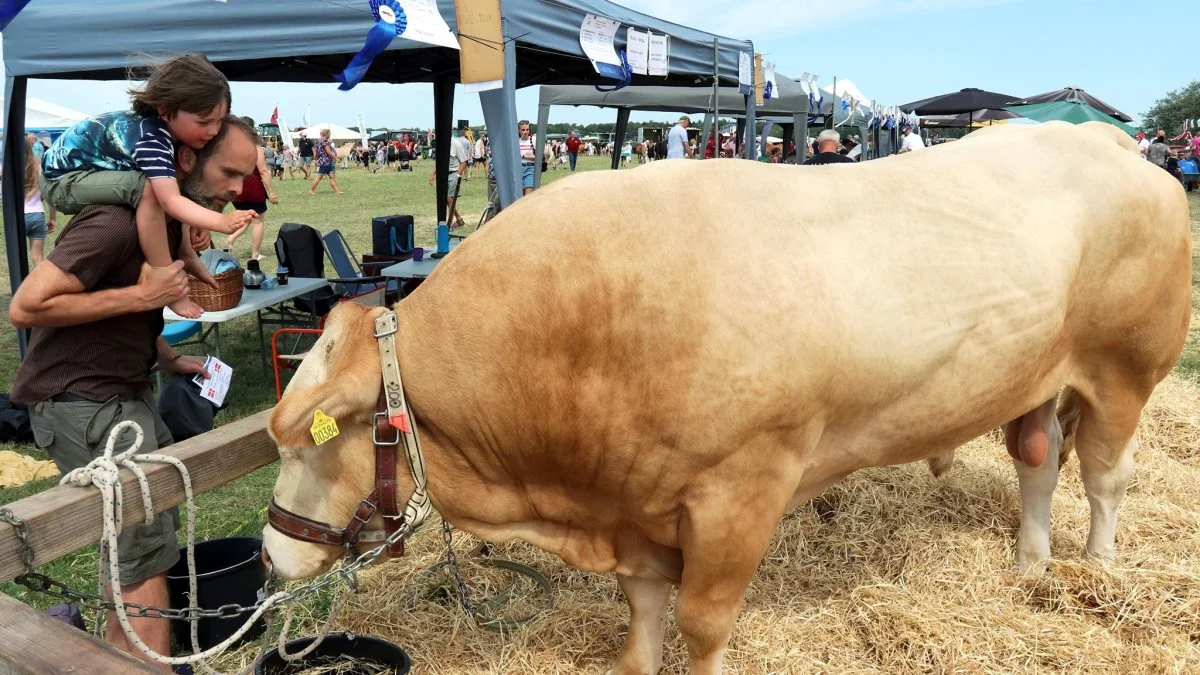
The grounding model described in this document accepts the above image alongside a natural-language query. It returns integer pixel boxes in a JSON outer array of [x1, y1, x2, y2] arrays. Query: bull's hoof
[[1012, 551, 1051, 576]]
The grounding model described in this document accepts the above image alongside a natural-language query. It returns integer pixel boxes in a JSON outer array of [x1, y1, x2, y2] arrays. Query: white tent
[[290, 122, 362, 143], [0, 96, 87, 131], [822, 79, 872, 109]]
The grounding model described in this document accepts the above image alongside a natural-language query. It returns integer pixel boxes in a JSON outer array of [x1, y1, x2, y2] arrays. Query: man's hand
[[161, 354, 211, 379], [47, 219, 57, 233], [190, 227, 212, 252], [137, 261, 189, 311]]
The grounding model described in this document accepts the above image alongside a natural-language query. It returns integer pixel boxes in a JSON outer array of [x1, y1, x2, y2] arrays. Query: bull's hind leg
[[612, 574, 672, 675], [1008, 396, 1063, 574], [1072, 386, 1147, 562], [673, 480, 795, 675]]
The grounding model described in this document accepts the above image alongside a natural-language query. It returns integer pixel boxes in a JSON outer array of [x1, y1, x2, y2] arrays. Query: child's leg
[[180, 224, 217, 288], [135, 183, 174, 269], [43, 170, 145, 216], [138, 193, 205, 318]]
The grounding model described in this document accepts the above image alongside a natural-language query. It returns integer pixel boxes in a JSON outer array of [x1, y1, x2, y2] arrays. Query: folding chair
[[321, 229, 399, 303], [270, 285, 388, 399]]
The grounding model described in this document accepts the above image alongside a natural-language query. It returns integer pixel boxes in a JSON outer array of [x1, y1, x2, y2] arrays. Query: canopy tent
[[292, 122, 364, 144], [1006, 87, 1132, 123], [3, 0, 754, 353], [1004, 100, 1138, 135], [0, 96, 86, 136], [536, 73, 819, 171]]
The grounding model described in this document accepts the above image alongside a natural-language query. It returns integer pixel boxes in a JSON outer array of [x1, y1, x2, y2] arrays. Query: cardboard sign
[[754, 53, 764, 105], [455, 0, 504, 85]]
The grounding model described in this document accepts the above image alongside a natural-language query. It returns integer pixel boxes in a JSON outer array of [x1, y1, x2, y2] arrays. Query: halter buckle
[[372, 413, 401, 446]]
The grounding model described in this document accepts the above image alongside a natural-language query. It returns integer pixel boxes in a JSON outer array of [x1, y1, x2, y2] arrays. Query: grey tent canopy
[[3, 0, 754, 355]]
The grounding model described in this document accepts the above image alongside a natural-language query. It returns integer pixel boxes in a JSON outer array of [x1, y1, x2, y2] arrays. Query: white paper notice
[[738, 52, 752, 89], [397, 0, 460, 50], [626, 28, 649, 76], [464, 80, 504, 93], [580, 13, 622, 73], [647, 33, 669, 76], [191, 356, 233, 407]]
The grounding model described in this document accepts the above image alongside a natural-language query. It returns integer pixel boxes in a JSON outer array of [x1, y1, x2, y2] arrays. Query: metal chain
[[442, 520, 474, 617], [0, 507, 36, 577]]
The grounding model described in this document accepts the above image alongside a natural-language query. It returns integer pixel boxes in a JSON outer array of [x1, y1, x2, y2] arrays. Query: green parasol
[[1003, 99, 1138, 135]]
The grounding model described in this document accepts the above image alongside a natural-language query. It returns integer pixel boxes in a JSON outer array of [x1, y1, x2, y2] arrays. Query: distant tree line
[[1141, 81, 1200, 134]]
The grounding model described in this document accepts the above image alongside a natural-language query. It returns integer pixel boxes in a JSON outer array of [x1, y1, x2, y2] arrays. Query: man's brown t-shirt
[[11, 206, 183, 404]]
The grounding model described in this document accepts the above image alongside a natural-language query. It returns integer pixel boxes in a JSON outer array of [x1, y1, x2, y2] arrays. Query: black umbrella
[[1005, 87, 1132, 123], [900, 88, 1022, 115], [922, 108, 1021, 127]]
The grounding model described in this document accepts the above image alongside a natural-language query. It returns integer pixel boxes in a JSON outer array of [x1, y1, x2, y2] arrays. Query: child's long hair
[[128, 53, 231, 119], [23, 136, 39, 199]]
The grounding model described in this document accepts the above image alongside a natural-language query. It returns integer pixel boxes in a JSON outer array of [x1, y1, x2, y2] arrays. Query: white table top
[[380, 241, 461, 279], [164, 277, 330, 322]]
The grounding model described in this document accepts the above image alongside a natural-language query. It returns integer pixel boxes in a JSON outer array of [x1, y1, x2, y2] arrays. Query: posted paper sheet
[[397, 0, 460, 50], [580, 13, 622, 76], [626, 28, 649, 75], [647, 33, 669, 76]]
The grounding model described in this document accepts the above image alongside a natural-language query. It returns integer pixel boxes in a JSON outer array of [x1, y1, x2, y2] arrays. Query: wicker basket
[[188, 269, 244, 312]]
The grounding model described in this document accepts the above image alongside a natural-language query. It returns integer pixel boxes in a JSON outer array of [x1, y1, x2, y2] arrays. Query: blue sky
[[3, 0, 1193, 129]]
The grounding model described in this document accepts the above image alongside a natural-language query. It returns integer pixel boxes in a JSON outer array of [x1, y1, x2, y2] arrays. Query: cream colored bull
[[263, 121, 1192, 674]]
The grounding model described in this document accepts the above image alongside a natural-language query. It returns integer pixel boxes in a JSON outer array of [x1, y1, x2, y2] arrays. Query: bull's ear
[[268, 305, 387, 448]]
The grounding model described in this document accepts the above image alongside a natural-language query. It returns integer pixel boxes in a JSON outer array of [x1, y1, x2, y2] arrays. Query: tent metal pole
[[710, 38, 719, 159], [3, 76, 31, 357], [433, 77, 454, 225], [534, 103, 550, 188], [611, 108, 630, 170]]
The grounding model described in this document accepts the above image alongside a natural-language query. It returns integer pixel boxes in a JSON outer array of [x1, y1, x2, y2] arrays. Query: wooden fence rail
[[0, 410, 276, 583]]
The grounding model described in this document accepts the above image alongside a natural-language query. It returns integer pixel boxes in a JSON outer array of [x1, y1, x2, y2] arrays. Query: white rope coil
[[60, 420, 344, 673]]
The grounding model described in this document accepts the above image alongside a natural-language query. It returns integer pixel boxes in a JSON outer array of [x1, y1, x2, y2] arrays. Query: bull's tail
[[1056, 386, 1083, 467]]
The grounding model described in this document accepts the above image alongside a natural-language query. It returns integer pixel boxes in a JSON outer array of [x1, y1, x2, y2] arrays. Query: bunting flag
[[334, 0, 407, 91], [0, 0, 32, 31]]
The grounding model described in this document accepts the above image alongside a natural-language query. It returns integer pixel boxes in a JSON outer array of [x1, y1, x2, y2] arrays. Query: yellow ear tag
[[310, 410, 341, 445]]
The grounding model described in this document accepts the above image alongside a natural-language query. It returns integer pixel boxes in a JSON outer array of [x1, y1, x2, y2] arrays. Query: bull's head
[[263, 302, 393, 579]]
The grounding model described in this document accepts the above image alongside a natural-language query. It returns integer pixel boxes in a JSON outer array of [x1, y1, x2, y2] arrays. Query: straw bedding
[[216, 374, 1200, 674]]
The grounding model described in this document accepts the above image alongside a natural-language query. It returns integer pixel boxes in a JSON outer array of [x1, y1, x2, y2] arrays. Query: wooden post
[[0, 410, 276, 581], [0, 592, 159, 674]]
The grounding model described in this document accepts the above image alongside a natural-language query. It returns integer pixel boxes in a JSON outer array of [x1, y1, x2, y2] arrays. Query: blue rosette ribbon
[[594, 50, 633, 93], [334, 0, 407, 91]]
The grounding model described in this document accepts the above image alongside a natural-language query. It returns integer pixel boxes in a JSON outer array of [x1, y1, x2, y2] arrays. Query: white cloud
[[619, 0, 1019, 39]]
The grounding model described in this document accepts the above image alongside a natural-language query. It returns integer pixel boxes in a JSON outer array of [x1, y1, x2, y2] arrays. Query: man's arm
[[9, 259, 188, 328]]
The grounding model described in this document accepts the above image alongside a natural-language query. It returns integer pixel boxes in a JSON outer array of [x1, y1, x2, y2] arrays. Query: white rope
[[61, 420, 298, 673]]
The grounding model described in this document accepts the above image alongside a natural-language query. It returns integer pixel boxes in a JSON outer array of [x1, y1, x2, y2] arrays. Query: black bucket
[[255, 633, 412, 674], [167, 536, 268, 653]]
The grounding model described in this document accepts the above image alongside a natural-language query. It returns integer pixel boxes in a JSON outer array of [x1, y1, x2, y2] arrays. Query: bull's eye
[[325, 341, 335, 356]]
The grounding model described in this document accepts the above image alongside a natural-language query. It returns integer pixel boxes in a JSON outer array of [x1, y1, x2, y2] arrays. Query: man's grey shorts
[[31, 390, 179, 585]]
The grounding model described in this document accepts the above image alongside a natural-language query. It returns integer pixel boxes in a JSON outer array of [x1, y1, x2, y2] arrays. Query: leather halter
[[267, 310, 429, 558]]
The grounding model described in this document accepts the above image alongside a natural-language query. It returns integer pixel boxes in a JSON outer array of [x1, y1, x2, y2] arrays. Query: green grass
[[0, 155, 621, 611], [0, 160, 1197, 615]]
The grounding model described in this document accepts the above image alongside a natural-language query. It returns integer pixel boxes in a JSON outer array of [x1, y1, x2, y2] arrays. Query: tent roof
[[291, 122, 363, 141], [0, 96, 87, 130], [539, 73, 810, 116], [3, 0, 753, 88]]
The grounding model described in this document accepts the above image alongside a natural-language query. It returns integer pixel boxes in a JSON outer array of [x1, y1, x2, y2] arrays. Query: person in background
[[667, 116, 694, 159], [899, 126, 925, 153], [429, 127, 469, 227], [804, 129, 856, 165], [1146, 135, 1171, 171], [1135, 132, 1150, 158], [226, 116, 279, 260], [565, 130, 582, 171], [296, 130, 314, 179], [23, 134, 57, 266], [518, 119, 537, 195], [308, 127, 344, 194]]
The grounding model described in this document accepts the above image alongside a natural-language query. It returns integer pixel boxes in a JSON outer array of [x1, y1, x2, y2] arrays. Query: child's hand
[[218, 210, 254, 234]]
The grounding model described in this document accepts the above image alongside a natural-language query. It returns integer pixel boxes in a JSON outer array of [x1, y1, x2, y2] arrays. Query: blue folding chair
[[156, 321, 202, 391], [322, 229, 399, 302]]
